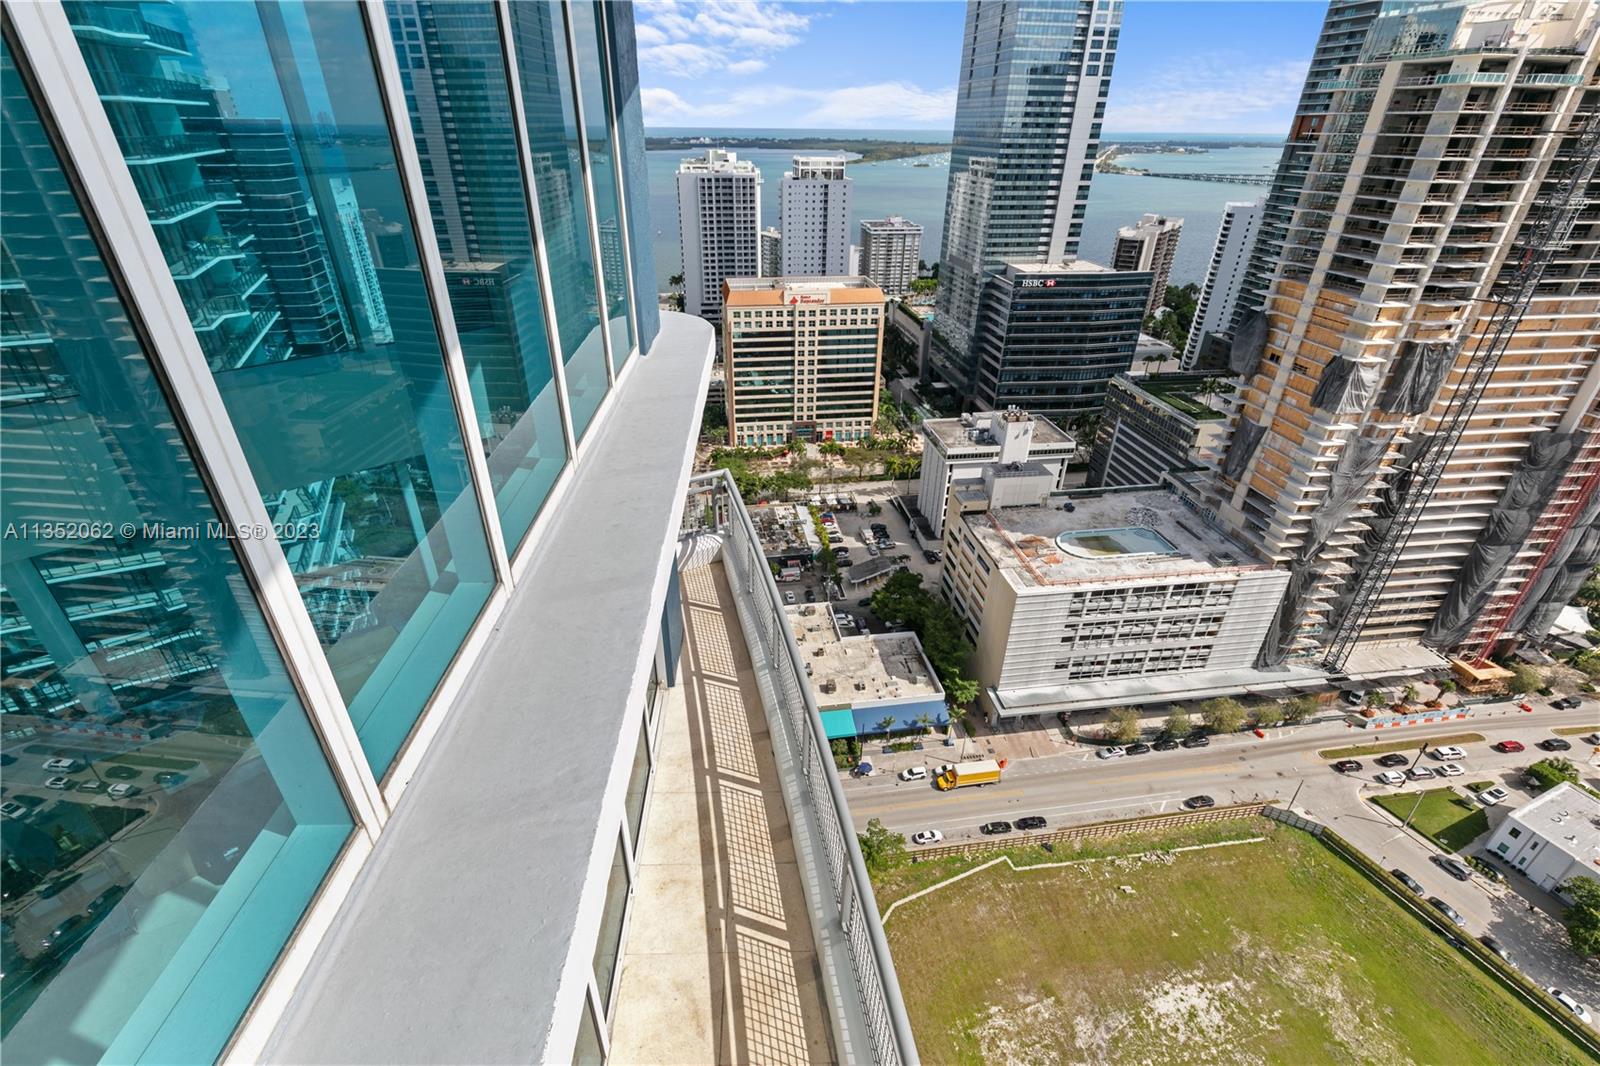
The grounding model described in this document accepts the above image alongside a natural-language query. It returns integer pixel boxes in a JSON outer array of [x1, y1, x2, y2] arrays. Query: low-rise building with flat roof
[[1087, 373, 1234, 489], [916, 408, 1075, 538], [751, 502, 822, 574], [787, 604, 945, 738], [1484, 783, 1600, 895], [939, 473, 1296, 718]]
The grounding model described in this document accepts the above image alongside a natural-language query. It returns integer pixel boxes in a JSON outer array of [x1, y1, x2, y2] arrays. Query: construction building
[[1112, 213, 1184, 316], [1088, 374, 1235, 488], [722, 276, 884, 446], [916, 408, 1076, 538], [1211, 0, 1600, 676]]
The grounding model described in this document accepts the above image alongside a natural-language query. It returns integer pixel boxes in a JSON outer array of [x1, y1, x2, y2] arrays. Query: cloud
[[727, 58, 767, 76], [642, 87, 695, 122], [637, 0, 813, 78], [642, 80, 957, 129], [639, 42, 726, 78], [1105, 54, 1310, 134]]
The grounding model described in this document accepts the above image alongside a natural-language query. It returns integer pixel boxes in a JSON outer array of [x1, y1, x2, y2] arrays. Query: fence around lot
[[908, 801, 1274, 862]]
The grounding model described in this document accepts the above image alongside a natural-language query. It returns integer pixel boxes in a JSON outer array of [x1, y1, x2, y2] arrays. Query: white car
[[1376, 770, 1406, 785], [1097, 746, 1126, 760], [45, 776, 72, 790], [784, 590, 797, 605], [898, 767, 928, 782], [1548, 989, 1592, 1024], [911, 829, 944, 846], [1431, 745, 1467, 761], [1437, 762, 1464, 777], [0, 801, 24, 818], [1477, 786, 1510, 806], [1405, 766, 1436, 781], [42, 757, 80, 773], [108, 783, 142, 798]]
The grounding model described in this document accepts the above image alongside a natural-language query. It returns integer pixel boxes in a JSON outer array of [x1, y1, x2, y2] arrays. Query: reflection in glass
[[624, 719, 650, 850], [67, 0, 497, 776], [1, 41, 352, 1064], [384, 0, 567, 552], [569, 1, 633, 368], [591, 833, 629, 1014], [508, 1, 610, 439]]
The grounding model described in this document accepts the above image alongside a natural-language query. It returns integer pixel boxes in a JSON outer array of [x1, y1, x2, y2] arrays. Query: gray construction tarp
[[1424, 430, 1586, 648], [1229, 310, 1270, 378], [1378, 340, 1454, 415], [1310, 356, 1381, 415], [1222, 417, 1267, 480], [1511, 468, 1600, 641]]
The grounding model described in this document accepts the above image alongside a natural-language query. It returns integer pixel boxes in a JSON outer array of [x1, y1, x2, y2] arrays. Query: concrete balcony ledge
[[262, 313, 714, 1064]]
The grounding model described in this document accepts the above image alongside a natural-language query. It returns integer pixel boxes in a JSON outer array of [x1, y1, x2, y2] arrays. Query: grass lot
[[1554, 724, 1600, 737], [1371, 787, 1491, 852], [1317, 732, 1484, 760], [879, 823, 1584, 1066]]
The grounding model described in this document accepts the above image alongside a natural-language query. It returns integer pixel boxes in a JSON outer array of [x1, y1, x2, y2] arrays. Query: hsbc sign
[[1019, 277, 1058, 288]]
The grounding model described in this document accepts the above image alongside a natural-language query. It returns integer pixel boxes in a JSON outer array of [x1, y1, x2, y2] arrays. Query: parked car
[[107, 783, 141, 799], [1153, 737, 1180, 752], [922, 549, 940, 564], [1340, 690, 1364, 706], [0, 801, 25, 818], [1428, 896, 1466, 927], [857, 597, 874, 608], [1478, 935, 1512, 963], [1406, 766, 1436, 781], [898, 767, 927, 782], [980, 821, 1013, 835], [1477, 786, 1510, 806], [1124, 742, 1151, 756], [45, 776, 72, 791], [1376, 752, 1410, 768], [42, 757, 81, 773], [1097, 746, 1126, 760], [1552, 696, 1582, 710], [1517, 702, 1534, 713], [1548, 989, 1592, 1024], [1332, 759, 1363, 773], [1376, 770, 1406, 786], [1538, 738, 1572, 752], [1431, 745, 1467, 761], [1016, 816, 1048, 830], [1432, 855, 1474, 882], [154, 772, 186, 788], [1183, 795, 1216, 810], [910, 829, 943, 845], [1493, 740, 1525, 753], [784, 590, 797, 605], [1390, 868, 1424, 893], [1437, 762, 1464, 777], [76, 780, 106, 794], [803, 588, 816, 602], [1180, 733, 1211, 749]]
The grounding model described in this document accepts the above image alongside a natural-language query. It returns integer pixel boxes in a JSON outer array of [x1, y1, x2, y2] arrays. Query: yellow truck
[[934, 758, 1005, 791]]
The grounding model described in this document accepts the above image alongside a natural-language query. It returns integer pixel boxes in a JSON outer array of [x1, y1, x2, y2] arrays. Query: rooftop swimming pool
[[1056, 526, 1179, 558]]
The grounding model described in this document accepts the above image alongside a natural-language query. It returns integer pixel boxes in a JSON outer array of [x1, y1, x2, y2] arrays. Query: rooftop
[[966, 485, 1266, 588], [750, 502, 820, 558], [1128, 373, 1235, 421], [786, 605, 942, 705], [724, 276, 885, 307], [678, 147, 759, 174], [1501, 783, 1600, 865], [923, 410, 1074, 452]]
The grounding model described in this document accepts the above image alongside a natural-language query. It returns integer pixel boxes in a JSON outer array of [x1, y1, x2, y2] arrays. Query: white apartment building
[[859, 216, 924, 297], [1182, 199, 1263, 369], [916, 408, 1076, 538], [940, 473, 1292, 718], [760, 225, 782, 277], [1484, 784, 1600, 895], [779, 155, 852, 276], [677, 148, 761, 322], [723, 276, 884, 445], [1112, 213, 1184, 317]]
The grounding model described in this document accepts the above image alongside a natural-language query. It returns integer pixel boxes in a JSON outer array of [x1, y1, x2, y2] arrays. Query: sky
[[638, 0, 1330, 136]]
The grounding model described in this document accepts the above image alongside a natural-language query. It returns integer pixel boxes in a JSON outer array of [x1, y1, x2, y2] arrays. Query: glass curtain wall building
[[1, 2, 688, 1063]]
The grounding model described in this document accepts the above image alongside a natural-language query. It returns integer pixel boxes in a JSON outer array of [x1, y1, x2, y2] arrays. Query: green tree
[[1527, 757, 1580, 791], [1163, 707, 1193, 738], [876, 714, 898, 741], [668, 272, 684, 290], [866, 500, 882, 517], [1561, 876, 1600, 957], [1437, 679, 1457, 694], [1510, 663, 1543, 695], [915, 712, 934, 734], [1199, 697, 1246, 734], [1365, 691, 1388, 709], [1250, 702, 1280, 728], [1402, 683, 1420, 704], [858, 818, 907, 874], [1105, 707, 1142, 744], [1281, 695, 1318, 724]]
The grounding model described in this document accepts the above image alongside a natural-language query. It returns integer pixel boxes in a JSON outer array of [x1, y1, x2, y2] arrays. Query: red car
[[1494, 740, 1525, 753], [1517, 702, 1534, 713]]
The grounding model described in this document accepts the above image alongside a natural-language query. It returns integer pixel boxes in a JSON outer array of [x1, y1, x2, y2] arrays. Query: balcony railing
[[682, 469, 918, 1066]]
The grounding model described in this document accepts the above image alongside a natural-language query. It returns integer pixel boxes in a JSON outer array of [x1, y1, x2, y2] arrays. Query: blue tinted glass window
[[1, 41, 351, 1064], [508, 1, 609, 439], [569, 1, 633, 368], [383, 0, 567, 553], [68, 1, 498, 776]]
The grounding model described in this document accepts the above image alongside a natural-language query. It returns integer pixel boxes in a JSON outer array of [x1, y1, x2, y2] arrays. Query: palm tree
[[877, 715, 898, 741], [668, 273, 684, 291], [915, 712, 934, 735]]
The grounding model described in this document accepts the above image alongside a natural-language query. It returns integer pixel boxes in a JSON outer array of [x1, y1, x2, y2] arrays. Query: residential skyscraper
[[723, 276, 884, 446], [930, 0, 1120, 393], [1112, 213, 1183, 317], [1210, 0, 1600, 672], [860, 215, 924, 297], [676, 147, 760, 322], [760, 224, 782, 277], [779, 154, 852, 276], [1182, 199, 1263, 369]]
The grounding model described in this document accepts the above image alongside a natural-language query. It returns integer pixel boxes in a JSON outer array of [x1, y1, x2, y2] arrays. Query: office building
[[0, 4, 703, 1063], [859, 215, 923, 297], [970, 261, 1151, 421], [939, 474, 1291, 718], [1183, 200, 1263, 369], [930, 0, 1120, 392], [760, 224, 782, 277], [676, 148, 761, 322], [916, 408, 1076, 538], [1112, 213, 1183, 317], [779, 155, 852, 277], [1214, 1, 1600, 670], [722, 276, 884, 446], [787, 605, 946, 739], [1484, 784, 1600, 895], [1088, 374, 1234, 488]]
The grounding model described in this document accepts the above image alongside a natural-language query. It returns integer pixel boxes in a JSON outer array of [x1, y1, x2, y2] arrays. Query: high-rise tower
[[779, 154, 852, 276], [1112, 213, 1183, 317], [676, 147, 761, 322]]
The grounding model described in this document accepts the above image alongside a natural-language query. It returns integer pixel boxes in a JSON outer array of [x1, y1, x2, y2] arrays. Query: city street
[[843, 701, 1600, 1005]]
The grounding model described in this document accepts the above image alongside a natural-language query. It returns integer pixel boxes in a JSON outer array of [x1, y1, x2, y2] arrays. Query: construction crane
[[1321, 104, 1600, 673], [1462, 436, 1600, 664]]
